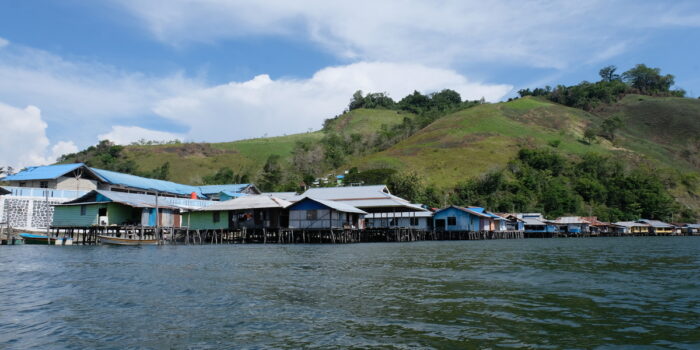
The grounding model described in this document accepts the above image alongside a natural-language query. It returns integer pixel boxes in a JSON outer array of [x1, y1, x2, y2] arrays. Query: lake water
[[1, 237, 699, 349]]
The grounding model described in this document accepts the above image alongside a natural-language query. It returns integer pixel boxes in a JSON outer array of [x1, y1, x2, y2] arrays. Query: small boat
[[19, 233, 56, 245], [98, 235, 159, 246]]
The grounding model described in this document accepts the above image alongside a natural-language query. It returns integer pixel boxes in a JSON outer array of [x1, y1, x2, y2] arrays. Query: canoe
[[19, 233, 56, 245], [98, 235, 158, 246]]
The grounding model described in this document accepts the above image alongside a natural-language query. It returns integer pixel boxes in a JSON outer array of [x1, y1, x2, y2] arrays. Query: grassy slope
[[324, 108, 416, 135], [348, 97, 621, 187], [596, 94, 700, 210], [123, 108, 413, 184], [597, 94, 700, 171]]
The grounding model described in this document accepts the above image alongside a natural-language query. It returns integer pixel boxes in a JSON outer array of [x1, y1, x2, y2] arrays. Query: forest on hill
[[55, 64, 700, 221]]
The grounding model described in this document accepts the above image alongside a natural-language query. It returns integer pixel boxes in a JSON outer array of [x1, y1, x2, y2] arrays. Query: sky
[[1, 0, 700, 168]]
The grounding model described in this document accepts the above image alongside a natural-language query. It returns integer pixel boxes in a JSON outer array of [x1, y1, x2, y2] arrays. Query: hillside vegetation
[[57, 64, 700, 220]]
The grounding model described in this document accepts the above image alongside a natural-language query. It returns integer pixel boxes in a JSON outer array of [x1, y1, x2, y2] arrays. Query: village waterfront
[[1, 237, 698, 349]]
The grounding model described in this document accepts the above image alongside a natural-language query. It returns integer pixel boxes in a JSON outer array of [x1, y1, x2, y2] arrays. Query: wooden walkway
[[48, 226, 526, 245]]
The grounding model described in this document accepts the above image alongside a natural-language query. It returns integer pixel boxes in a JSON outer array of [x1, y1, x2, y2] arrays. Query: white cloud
[[114, 0, 700, 69], [0, 102, 77, 169], [98, 126, 184, 145], [0, 44, 200, 146], [0, 37, 8, 48], [153, 61, 512, 142]]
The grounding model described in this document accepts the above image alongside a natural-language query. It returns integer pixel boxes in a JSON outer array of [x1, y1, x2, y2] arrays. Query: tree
[[600, 116, 623, 141], [348, 90, 364, 110], [622, 64, 675, 94], [202, 167, 247, 185], [599, 65, 620, 82], [387, 171, 426, 203], [398, 90, 431, 113], [583, 126, 598, 144], [149, 162, 170, 180], [259, 155, 283, 191]]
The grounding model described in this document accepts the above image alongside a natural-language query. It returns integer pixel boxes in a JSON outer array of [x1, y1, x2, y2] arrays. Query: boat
[[98, 235, 159, 246], [19, 233, 56, 245]]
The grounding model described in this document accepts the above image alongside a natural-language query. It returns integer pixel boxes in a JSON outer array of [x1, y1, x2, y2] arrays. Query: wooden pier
[[48, 226, 526, 245]]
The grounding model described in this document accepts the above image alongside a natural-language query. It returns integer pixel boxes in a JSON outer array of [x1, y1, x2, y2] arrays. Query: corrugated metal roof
[[637, 219, 674, 228], [300, 186, 426, 211], [199, 184, 254, 195], [60, 190, 215, 209], [522, 217, 549, 226], [290, 197, 367, 214], [613, 221, 650, 228], [301, 185, 390, 200], [200, 195, 291, 211], [685, 223, 700, 229], [92, 168, 201, 196], [1, 163, 87, 181], [263, 192, 300, 201], [366, 212, 433, 218], [553, 216, 589, 224]]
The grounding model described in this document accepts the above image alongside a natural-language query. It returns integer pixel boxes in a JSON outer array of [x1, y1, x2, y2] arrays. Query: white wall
[[56, 176, 98, 191]]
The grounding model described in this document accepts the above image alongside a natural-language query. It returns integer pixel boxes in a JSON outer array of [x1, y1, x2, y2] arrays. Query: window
[[447, 217, 457, 226], [98, 208, 107, 216], [39, 181, 49, 188], [80, 205, 87, 216], [213, 212, 220, 223], [306, 210, 317, 221], [389, 218, 398, 226], [19, 182, 26, 187], [410, 217, 419, 226]]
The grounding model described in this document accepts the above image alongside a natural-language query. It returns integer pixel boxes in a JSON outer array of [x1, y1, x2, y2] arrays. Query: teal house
[[52, 190, 208, 228]]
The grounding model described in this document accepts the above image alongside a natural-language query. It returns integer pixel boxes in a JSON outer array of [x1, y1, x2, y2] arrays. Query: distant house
[[433, 206, 505, 232], [1, 163, 261, 200], [299, 185, 427, 213], [637, 219, 674, 235], [551, 216, 590, 234], [581, 216, 612, 234], [611, 221, 650, 235], [496, 213, 525, 231], [2, 163, 102, 191], [679, 223, 700, 235], [187, 195, 291, 230], [365, 211, 434, 230], [52, 190, 210, 228], [287, 197, 366, 230], [518, 213, 558, 236]]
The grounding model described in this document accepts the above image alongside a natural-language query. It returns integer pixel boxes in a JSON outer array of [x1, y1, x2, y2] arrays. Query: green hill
[[347, 97, 619, 187], [60, 95, 700, 216], [87, 108, 414, 184], [597, 94, 700, 170]]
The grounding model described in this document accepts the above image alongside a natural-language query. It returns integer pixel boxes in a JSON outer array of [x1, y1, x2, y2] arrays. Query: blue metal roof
[[1, 163, 87, 181], [199, 184, 251, 195], [91, 168, 201, 197]]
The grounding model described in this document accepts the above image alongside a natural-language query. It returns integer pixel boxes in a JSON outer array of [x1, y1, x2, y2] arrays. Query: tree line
[[517, 64, 685, 111], [346, 148, 694, 222]]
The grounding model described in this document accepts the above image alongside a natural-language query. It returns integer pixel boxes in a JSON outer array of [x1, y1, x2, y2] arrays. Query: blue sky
[[1, 0, 699, 168]]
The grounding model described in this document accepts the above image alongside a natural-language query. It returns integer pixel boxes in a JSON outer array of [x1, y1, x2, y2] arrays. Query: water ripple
[[0, 237, 699, 349]]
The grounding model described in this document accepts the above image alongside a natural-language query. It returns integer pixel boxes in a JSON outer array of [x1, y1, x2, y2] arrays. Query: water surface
[[1, 237, 699, 349]]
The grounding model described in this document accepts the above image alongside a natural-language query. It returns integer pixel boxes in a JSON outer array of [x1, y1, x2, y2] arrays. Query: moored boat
[[98, 235, 158, 246], [19, 233, 56, 245]]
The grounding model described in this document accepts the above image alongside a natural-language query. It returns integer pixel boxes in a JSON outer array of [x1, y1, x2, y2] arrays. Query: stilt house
[[287, 197, 366, 229], [52, 190, 211, 228], [186, 195, 291, 230], [433, 206, 506, 232]]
